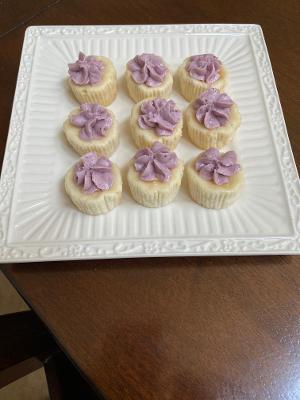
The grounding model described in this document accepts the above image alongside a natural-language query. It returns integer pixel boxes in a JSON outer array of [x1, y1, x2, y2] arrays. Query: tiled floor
[[0, 271, 49, 400], [0, 369, 49, 400]]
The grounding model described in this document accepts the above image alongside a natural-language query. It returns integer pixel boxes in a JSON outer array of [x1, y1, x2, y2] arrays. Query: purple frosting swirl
[[74, 152, 113, 193], [68, 52, 104, 86], [134, 142, 178, 182], [138, 98, 181, 136], [186, 54, 222, 83], [194, 88, 234, 129], [195, 148, 240, 185], [70, 104, 113, 141], [127, 53, 168, 87]]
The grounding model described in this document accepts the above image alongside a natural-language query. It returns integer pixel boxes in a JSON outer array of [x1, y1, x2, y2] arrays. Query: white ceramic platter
[[0, 24, 299, 263]]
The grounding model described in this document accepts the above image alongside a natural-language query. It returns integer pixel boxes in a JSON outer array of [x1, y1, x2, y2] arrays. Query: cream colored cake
[[68, 56, 117, 105], [177, 56, 228, 102], [185, 102, 241, 149], [63, 107, 119, 157], [127, 159, 184, 208], [65, 156, 122, 215], [130, 98, 183, 150], [127, 142, 184, 208], [125, 53, 173, 102], [186, 151, 244, 209], [126, 69, 173, 103]]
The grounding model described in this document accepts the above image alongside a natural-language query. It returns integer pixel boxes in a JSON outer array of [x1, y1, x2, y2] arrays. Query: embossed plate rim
[[0, 23, 299, 262]]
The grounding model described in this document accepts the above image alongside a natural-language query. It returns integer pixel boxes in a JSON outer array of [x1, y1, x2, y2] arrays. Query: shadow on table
[[3, 254, 293, 275]]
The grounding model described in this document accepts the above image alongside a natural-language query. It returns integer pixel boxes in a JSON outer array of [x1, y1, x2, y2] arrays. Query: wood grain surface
[[1, 1, 300, 399]]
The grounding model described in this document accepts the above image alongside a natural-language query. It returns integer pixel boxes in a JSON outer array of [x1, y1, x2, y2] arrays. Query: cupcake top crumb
[[186, 54, 222, 83], [127, 53, 168, 87], [74, 152, 113, 193], [134, 142, 178, 182], [195, 148, 240, 185], [68, 52, 104, 86], [138, 98, 181, 136], [193, 88, 234, 129]]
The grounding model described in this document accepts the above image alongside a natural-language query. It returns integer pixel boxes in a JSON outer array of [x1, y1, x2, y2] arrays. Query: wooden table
[[1, 1, 300, 399]]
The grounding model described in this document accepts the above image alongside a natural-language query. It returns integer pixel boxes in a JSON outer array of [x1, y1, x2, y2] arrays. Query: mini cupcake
[[186, 148, 244, 209], [63, 103, 118, 157], [127, 142, 184, 208], [185, 88, 240, 149], [68, 52, 117, 105], [178, 54, 227, 101], [65, 152, 122, 215], [130, 98, 183, 150], [125, 53, 173, 102]]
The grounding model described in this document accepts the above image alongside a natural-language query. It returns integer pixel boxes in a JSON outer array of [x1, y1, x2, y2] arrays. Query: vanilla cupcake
[[126, 53, 173, 102], [130, 98, 182, 150], [185, 88, 240, 149], [68, 52, 117, 105], [186, 148, 244, 209], [65, 152, 122, 215], [127, 142, 184, 208], [63, 104, 118, 157], [178, 54, 227, 101]]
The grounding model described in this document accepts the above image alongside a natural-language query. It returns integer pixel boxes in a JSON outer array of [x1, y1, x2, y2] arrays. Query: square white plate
[[1, 24, 299, 262]]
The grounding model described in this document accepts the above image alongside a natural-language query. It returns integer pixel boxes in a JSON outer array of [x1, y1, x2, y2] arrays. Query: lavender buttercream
[[68, 52, 104, 86], [70, 104, 112, 141], [193, 88, 233, 129], [195, 148, 240, 185], [74, 152, 113, 193], [138, 98, 181, 136], [134, 142, 178, 182], [186, 54, 222, 83], [127, 53, 168, 87]]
